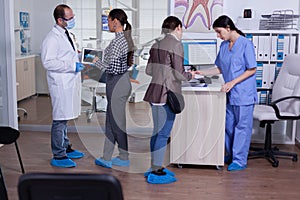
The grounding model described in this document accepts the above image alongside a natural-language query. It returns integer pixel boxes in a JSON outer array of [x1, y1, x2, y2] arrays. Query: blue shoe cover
[[144, 168, 175, 177], [95, 158, 112, 168], [227, 162, 247, 171], [112, 157, 130, 166], [50, 158, 76, 168], [224, 155, 232, 164], [67, 150, 85, 159], [147, 173, 177, 184]]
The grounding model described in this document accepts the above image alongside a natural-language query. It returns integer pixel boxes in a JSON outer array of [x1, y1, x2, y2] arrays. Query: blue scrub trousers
[[225, 104, 254, 167], [51, 120, 69, 159], [150, 104, 175, 169]]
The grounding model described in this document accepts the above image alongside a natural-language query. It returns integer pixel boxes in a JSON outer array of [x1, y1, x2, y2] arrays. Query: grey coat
[[143, 34, 192, 103]]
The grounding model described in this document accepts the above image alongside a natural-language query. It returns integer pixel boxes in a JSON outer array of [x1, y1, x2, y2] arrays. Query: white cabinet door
[[16, 56, 36, 101], [170, 91, 226, 166]]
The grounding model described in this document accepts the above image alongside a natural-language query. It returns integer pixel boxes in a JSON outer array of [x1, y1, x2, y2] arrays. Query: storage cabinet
[[16, 55, 36, 101], [244, 30, 300, 144], [170, 84, 226, 167]]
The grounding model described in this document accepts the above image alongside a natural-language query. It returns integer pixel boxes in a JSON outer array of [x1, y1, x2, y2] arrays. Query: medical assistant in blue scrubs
[[197, 15, 257, 171]]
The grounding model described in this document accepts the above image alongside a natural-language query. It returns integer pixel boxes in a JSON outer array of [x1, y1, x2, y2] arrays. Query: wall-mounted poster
[[19, 12, 30, 28], [19, 12, 30, 54], [172, 0, 223, 33]]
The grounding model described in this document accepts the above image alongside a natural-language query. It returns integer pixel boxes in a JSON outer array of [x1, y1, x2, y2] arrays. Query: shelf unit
[[244, 30, 300, 144]]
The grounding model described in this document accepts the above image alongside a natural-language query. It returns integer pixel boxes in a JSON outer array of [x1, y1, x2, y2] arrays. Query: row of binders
[[257, 90, 272, 105], [246, 34, 297, 61], [255, 62, 282, 89]]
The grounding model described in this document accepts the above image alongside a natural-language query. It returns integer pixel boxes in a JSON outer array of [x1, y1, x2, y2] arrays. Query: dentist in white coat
[[41, 4, 85, 168]]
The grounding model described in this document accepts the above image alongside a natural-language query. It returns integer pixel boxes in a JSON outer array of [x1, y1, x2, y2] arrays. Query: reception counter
[[170, 76, 226, 167]]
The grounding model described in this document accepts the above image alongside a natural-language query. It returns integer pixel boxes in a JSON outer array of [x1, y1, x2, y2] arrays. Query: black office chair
[[248, 54, 300, 167], [0, 166, 8, 200], [18, 173, 124, 200], [0, 126, 25, 174]]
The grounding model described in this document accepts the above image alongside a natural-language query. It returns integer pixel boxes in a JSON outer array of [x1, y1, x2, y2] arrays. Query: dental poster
[[173, 0, 223, 33]]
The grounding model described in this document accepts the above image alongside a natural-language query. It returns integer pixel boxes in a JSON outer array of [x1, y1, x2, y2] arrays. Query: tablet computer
[[81, 48, 104, 64]]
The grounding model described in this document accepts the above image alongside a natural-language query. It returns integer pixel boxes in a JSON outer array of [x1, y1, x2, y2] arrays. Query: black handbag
[[157, 40, 185, 114], [166, 89, 185, 114]]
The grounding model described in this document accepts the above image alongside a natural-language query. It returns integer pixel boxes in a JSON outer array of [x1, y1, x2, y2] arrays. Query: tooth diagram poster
[[172, 0, 223, 33]]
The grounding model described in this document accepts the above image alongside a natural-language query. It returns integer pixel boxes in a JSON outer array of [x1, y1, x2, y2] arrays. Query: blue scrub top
[[215, 36, 257, 106]]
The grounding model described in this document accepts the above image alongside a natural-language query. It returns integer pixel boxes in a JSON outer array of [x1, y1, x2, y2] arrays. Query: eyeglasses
[[62, 15, 75, 21]]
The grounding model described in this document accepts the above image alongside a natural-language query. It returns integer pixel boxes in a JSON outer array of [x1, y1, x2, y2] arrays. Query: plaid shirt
[[95, 32, 129, 75]]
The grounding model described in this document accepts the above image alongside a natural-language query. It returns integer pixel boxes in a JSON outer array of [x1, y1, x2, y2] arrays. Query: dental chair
[[248, 54, 300, 167], [82, 67, 107, 122]]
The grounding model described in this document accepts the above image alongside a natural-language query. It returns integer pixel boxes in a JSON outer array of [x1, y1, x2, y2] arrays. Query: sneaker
[[66, 145, 85, 159], [50, 158, 76, 168], [147, 172, 177, 184], [144, 167, 175, 177], [227, 162, 247, 171], [95, 158, 112, 168], [112, 157, 130, 167]]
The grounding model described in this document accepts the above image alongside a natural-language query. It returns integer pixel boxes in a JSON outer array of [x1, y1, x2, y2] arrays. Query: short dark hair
[[53, 4, 70, 23], [161, 16, 182, 34], [213, 15, 245, 37]]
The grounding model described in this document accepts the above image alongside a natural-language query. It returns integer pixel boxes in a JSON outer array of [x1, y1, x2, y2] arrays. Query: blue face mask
[[65, 17, 75, 29]]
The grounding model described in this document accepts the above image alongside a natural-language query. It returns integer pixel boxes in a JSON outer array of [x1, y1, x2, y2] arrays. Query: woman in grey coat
[[143, 16, 195, 184]]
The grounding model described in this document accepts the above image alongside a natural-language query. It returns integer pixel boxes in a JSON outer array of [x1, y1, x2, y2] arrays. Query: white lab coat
[[41, 24, 81, 120]]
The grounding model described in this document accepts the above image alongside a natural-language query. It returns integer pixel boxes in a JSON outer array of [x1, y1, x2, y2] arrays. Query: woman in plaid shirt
[[94, 8, 135, 168]]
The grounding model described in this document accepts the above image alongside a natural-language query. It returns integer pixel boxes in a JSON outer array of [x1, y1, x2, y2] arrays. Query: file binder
[[275, 62, 283, 80], [284, 35, 290, 57], [259, 90, 268, 104], [256, 62, 263, 88], [289, 35, 297, 54], [271, 35, 277, 61], [262, 63, 269, 88], [268, 90, 272, 104], [268, 63, 276, 88], [276, 34, 284, 60], [252, 35, 259, 60]]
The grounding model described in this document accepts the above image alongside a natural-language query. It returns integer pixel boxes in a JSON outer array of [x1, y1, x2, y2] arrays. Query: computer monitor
[[182, 39, 217, 66]]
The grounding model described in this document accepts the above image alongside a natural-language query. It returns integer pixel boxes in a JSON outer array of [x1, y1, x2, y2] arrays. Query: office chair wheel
[[272, 160, 279, 168], [177, 164, 183, 168], [292, 155, 298, 162]]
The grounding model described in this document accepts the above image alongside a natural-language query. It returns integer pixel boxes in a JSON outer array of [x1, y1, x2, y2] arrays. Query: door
[[0, 0, 18, 128]]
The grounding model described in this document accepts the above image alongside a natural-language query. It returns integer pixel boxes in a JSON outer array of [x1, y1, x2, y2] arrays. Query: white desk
[[170, 76, 226, 167]]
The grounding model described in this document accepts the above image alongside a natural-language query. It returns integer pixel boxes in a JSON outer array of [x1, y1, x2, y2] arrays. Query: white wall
[[31, 0, 63, 54], [14, 0, 62, 54]]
